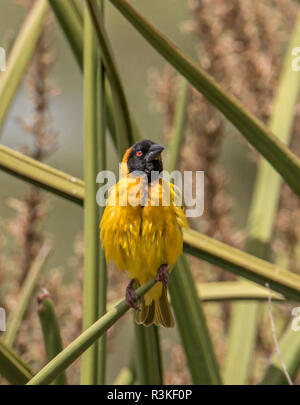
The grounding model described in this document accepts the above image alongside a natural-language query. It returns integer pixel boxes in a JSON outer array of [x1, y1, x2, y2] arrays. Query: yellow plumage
[[100, 145, 187, 327]]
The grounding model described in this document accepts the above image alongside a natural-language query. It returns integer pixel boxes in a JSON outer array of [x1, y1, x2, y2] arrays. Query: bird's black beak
[[146, 144, 164, 162]]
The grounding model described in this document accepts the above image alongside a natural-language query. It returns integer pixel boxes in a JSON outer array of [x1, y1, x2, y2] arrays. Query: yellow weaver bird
[[100, 140, 187, 327]]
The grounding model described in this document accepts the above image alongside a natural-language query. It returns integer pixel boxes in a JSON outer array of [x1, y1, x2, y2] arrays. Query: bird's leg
[[155, 264, 170, 286], [126, 279, 140, 310]]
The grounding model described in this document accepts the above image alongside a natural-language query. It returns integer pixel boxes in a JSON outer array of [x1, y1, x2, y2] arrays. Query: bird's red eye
[[136, 151, 143, 157]]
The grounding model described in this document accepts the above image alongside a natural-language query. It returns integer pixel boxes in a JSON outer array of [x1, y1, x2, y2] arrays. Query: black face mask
[[127, 140, 164, 183]]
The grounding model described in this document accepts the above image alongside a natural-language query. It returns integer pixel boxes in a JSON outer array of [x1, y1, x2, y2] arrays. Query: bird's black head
[[126, 140, 164, 183]]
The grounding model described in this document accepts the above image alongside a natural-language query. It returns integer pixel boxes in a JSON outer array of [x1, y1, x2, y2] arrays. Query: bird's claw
[[155, 264, 170, 286], [126, 280, 140, 311]]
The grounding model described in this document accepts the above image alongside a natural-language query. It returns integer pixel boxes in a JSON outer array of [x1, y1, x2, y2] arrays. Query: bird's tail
[[136, 283, 174, 328]]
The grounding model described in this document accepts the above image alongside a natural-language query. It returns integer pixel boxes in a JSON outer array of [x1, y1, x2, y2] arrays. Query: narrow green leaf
[[223, 13, 300, 385], [70, 0, 83, 26], [5, 242, 52, 346], [0, 0, 48, 131], [49, 0, 143, 150], [48, 0, 135, 152], [0, 144, 84, 205], [27, 279, 156, 385], [105, 79, 142, 149], [108, 0, 300, 197], [170, 256, 222, 384], [184, 228, 300, 301], [47, 0, 83, 67], [37, 291, 67, 385], [87, 0, 134, 154], [104, 80, 117, 147], [166, 79, 221, 384], [0, 339, 33, 385], [167, 78, 189, 172], [134, 324, 162, 385], [197, 282, 284, 303]]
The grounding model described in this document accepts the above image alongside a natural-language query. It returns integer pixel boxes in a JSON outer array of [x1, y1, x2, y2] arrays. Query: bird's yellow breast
[[100, 177, 187, 285]]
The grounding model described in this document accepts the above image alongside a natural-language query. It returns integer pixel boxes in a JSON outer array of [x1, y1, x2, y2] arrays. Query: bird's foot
[[126, 279, 140, 310], [155, 264, 170, 286]]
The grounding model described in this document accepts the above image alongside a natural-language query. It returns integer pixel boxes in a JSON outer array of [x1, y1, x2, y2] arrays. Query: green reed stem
[[0, 144, 84, 205], [81, 3, 101, 384], [27, 279, 156, 385], [96, 0, 107, 386]]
